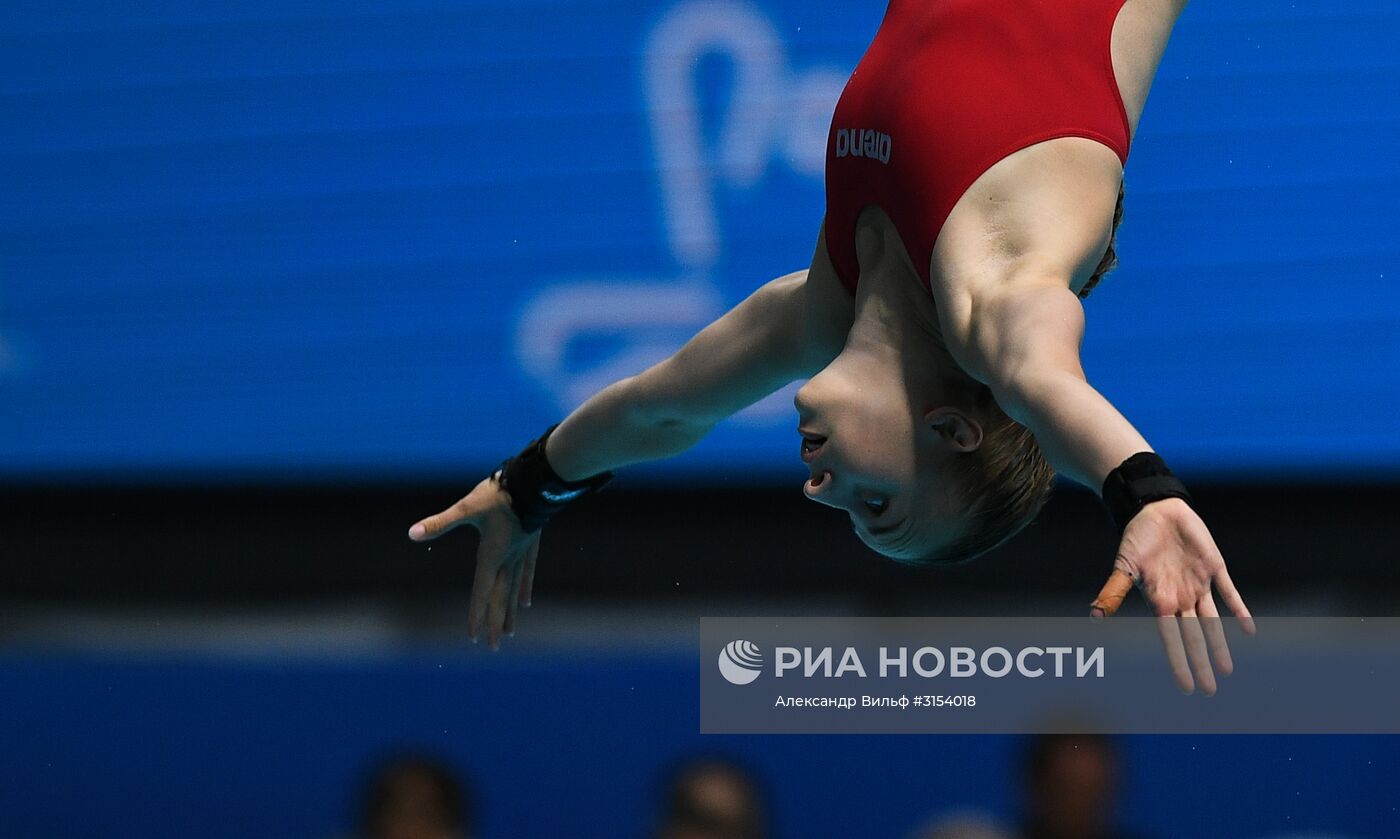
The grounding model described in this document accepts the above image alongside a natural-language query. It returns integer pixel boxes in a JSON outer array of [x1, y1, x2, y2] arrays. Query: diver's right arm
[[547, 223, 852, 478], [545, 268, 837, 480], [407, 226, 850, 648], [405, 261, 844, 648]]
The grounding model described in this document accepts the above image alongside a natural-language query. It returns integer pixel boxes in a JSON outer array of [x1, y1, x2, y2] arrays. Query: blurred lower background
[[4, 481, 1399, 838], [4, 0, 1400, 837]]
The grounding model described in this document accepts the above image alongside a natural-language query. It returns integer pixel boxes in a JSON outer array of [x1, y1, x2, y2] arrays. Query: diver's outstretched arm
[[544, 267, 831, 481], [953, 281, 1254, 695], [408, 245, 845, 648]]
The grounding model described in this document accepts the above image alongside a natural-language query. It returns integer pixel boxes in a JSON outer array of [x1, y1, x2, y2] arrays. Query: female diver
[[409, 0, 1254, 693]]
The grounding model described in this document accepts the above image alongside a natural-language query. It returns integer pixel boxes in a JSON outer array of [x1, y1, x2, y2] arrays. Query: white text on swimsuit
[[834, 128, 892, 164]]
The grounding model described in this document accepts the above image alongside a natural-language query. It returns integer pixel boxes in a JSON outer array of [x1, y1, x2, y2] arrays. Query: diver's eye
[[863, 497, 889, 515]]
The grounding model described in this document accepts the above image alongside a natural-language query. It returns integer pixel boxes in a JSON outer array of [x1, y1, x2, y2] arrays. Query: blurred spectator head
[[655, 755, 769, 839], [360, 753, 472, 839], [1020, 733, 1122, 839], [910, 811, 1016, 839]]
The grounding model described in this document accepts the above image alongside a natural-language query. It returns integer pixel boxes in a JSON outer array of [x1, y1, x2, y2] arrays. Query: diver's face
[[794, 360, 963, 559]]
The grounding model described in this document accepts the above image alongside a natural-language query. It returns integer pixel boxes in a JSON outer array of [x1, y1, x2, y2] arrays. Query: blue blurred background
[[3, 0, 1397, 481], [3, 1, 1399, 838]]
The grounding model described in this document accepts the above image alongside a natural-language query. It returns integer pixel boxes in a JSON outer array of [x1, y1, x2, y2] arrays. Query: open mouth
[[799, 429, 827, 462]]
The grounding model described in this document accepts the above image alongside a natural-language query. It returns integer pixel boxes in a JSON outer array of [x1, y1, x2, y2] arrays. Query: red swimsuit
[[824, 0, 1133, 294]]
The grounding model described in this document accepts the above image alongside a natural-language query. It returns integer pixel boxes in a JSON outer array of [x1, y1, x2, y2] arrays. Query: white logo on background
[[644, 0, 846, 270], [718, 639, 764, 685], [515, 1, 844, 424]]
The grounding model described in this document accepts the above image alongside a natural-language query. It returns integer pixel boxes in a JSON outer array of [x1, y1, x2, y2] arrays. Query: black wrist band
[[1101, 451, 1192, 533], [493, 423, 613, 533]]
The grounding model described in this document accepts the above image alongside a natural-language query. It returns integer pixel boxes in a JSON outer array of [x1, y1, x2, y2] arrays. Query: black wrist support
[[493, 423, 613, 533], [1101, 451, 1193, 533]]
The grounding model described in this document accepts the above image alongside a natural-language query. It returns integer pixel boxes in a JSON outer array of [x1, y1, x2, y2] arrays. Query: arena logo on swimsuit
[[834, 127, 892, 164]]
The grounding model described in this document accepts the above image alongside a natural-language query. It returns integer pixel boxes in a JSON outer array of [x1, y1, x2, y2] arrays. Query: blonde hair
[[908, 184, 1127, 565], [915, 385, 1057, 566], [896, 183, 1125, 565]]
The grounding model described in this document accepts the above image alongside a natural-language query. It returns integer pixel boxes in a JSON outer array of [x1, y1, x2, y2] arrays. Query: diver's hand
[[1089, 497, 1255, 695], [408, 473, 540, 650]]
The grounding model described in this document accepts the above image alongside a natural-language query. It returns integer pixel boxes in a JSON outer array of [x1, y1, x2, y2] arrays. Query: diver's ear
[[925, 406, 983, 452]]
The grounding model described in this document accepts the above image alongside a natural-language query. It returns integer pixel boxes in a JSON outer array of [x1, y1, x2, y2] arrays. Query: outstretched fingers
[[487, 546, 530, 650], [485, 564, 514, 650], [1197, 593, 1233, 677], [408, 477, 540, 649], [1177, 607, 1217, 696], [502, 557, 526, 639], [409, 496, 483, 542], [467, 522, 512, 642], [1154, 611, 1195, 694], [1215, 566, 1256, 635], [519, 536, 539, 608]]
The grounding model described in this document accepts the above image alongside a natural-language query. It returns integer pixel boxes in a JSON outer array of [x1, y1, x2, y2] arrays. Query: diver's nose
[[803, 470, 842, 508], [793, 380, 813, 416]]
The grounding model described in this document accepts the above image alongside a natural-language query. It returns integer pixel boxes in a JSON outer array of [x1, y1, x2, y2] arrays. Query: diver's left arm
[[962, 284, 1145, 489], [955, 282, 1254, 694]]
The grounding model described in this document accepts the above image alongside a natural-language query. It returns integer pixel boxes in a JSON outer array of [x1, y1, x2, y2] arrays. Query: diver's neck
[[845, 255, 946, 362]]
